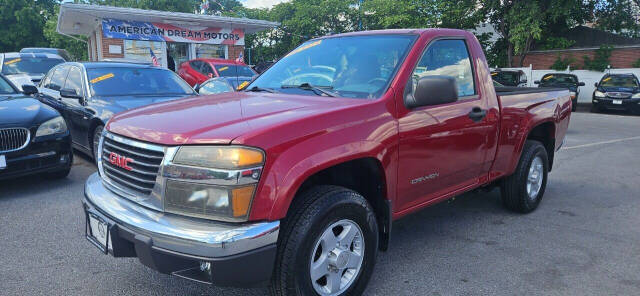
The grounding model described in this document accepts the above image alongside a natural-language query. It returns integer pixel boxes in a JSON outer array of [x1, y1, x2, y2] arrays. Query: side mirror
[[22, 84, 38, 96], [60, 88, 81, 99], [534, 80, 540, 84], [594, 82, 599, 87], [579, 82, 585, 86], [194, 84, 201, 93], [405, 76, 458, 109]]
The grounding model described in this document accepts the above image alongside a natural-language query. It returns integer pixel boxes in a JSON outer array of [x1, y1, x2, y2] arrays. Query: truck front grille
[[101, 133, 164, 195], [0, 128, 30, 153]]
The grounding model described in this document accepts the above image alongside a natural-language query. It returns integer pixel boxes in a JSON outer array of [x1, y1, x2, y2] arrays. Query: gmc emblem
[[109, 152, 133, 171]]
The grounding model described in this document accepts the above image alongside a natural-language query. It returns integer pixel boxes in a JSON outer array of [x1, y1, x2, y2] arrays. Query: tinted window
[[541, 74, 577, 85], [201, 63, 215, 76], [599, 75, 639, 88], [215, 65, 255, 78], [190, 61, 203, 71], [492, 71, 519, 86], [249, 35, 416, 99], [47, 66, 70, 91], [64, 66, 83, 95], [87, 67, 194, 96], [0, 76, 17, 94], [199, 80, 234, 95], [413, 39, 475, 97], [2, 56, 64, 75]]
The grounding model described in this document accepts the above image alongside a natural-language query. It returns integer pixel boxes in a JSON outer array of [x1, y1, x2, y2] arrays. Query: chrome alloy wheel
[[527, 156, 544, 200], [310, 219, 365, 296]]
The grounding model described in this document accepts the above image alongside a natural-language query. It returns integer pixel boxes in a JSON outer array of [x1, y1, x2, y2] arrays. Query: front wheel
[[270, 186, 378, 296], [501, 140, 549, 213]]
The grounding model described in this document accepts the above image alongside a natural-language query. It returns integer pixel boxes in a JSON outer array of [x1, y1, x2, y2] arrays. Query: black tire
[[270, 186, 378, 296], [501, 140, 549, 213], [92, 125, 104, 164]]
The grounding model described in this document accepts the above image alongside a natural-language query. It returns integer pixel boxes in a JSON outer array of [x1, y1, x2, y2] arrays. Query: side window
[[47, 65, 70, 91], [201, 63, 215, 76], [412, 39, 476, 98], [40, 69, 54, 88], [190, 61, 203, 73], [64, 66, 83, 96]]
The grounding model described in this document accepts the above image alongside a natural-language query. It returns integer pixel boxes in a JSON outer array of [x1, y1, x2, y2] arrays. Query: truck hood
[[92, 94, 191, 117], [106, 92, 365, 145]]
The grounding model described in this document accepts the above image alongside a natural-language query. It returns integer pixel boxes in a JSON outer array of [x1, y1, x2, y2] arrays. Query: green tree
[[43, 6, 87, 61], [85, 0, 199, 12], [594, 0, 640, 37], [583, 44, 613, 72], [0, 0, 57, 52]]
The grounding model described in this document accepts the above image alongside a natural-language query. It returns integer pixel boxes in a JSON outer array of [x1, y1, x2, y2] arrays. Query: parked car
[[0, 74, 72, 180], [194, 77, 235, 95], [0, 52, 65, 90], [36, 62, 196, 162], [535, 73, 585, 111], [592, 73, 640, 114], [491, 69, 528, 87], [83, 29, 570, 295], [178, 58, 257, 89], [20, 48, 72, 61]]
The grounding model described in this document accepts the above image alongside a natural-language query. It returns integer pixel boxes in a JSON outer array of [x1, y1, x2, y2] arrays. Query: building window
[[124, 40, 164, 65], [195, 44, 227, 59]]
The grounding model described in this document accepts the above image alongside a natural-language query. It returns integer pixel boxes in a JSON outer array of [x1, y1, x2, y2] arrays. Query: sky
[[240, 0, 289, 9]]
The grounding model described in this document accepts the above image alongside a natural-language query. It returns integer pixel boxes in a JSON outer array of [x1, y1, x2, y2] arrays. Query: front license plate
[[613, 100, 623, 105], [87, 213, 112, 253], [0, 155, 5, 169]]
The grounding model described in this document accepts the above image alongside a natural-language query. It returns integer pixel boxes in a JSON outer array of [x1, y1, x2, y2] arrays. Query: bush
[[583, 45, 613, 72], [551, 55, 575, 71], [633, 58, 640, 68]]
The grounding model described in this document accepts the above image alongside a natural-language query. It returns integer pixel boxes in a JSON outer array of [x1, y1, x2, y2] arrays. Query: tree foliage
[[583, 44, 614, 72], [594, 0, 640, 37], [0, 0, 57, 52]]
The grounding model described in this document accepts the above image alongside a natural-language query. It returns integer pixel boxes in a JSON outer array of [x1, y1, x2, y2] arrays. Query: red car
[[84, 29, 571, 294], [177, 58, 257, 89]]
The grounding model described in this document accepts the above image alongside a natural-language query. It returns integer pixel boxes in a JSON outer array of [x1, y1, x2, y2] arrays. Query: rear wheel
[[501, 140, 549, 213], [270, 186, 378, 296], [92, 125, 103, 164]]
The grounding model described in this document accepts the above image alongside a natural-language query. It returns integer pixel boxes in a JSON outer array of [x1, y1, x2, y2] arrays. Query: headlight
[[35, 116, 67, 138], [594, 91, 606, 98], [632, 93, 640, 99], [166, 146, 265, 222], [173, 146, 264, 169]]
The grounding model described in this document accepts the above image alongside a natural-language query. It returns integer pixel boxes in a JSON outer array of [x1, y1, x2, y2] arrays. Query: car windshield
[[2, 57, 64, 75], [214, 65, 255, 77], [87, 67, 195, 97], [199, 80, 234, 95], [491, 71, 519, 86], [0, 76, 17, 95], [599, 76, 639, 88], [247, 35, 416, 99], [540, 74, 577, 85]]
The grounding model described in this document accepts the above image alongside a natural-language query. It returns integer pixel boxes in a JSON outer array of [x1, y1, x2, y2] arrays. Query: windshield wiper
[[246, 86, 278, 93], [281, 83, 338, 97]]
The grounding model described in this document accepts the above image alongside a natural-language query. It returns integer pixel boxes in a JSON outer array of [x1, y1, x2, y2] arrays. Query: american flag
[[236, 52, 243, 63], [149, 48, 160, 66]]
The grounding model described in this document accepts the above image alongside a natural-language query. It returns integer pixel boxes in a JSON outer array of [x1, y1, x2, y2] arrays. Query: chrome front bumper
[[84, 172, 280, 258]]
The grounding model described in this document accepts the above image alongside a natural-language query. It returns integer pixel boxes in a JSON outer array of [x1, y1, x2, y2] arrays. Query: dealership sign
[[102, 19, 244, 45]]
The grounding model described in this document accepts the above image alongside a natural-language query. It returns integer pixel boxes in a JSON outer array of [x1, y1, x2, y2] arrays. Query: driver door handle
[[468, 107, 487, 122]]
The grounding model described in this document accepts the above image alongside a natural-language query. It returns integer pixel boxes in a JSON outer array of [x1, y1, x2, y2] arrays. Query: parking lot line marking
[[562, 136, 640, 150]]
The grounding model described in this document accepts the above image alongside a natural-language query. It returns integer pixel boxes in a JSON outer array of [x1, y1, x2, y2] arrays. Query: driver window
[[64, 66, 83, 96], [412, 39, 476, 98], [201, 63, 215, 77], [47, 65, 70, 91]]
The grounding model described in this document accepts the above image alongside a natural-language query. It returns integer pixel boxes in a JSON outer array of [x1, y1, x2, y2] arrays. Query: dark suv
[[592, 74, 640, 114]]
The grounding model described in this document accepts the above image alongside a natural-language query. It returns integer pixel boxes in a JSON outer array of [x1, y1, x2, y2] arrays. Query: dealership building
[[56, 3, 278, 70]]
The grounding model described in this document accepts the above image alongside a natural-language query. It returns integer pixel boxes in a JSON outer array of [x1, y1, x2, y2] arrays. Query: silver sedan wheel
[[310, 219, 365, 296], [527, 156, 544, 200]]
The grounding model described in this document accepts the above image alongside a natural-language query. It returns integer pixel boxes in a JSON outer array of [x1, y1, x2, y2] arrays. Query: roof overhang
[[57, 3, 279, 36]]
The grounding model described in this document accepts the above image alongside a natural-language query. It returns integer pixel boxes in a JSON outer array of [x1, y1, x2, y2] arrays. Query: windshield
[[599, 76, 639, 88], [214, 65, 256, 77], [87, 67, 195, 97], [248, 35, 416, 99], [540, 74, 577, 85], [2, 57, 64, 75], [0, 76, 17, 94], [491, 71, 519, 86]]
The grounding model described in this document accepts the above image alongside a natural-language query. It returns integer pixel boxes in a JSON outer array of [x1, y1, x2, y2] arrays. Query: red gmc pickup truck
[[83, 29, 570, 296]]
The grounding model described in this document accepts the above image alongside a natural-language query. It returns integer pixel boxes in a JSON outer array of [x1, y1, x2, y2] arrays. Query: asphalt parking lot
[[1, 111, 640, 296]]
